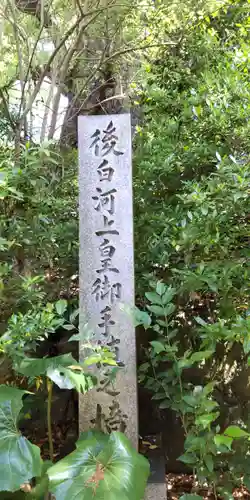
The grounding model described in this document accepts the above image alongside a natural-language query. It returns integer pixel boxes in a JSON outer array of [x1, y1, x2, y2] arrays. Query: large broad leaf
[[48, 431, 150, 500], [0, 385, 42, 492], [47, 366, 96, 392], [15, 353, 76, 377], [224, 425, 249, 438], [15, 354, 96, 393]]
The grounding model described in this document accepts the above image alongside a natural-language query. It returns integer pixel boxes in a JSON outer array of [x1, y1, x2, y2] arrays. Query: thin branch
[[21, 6, 113, 121], [48, 86, 61, 140], [48, 7, 105, 140], [21, 21, 83, 120], [75, 0, 84, 17], [7, 0, 25, 95], [101, 40, 179, 65], [59, 36, 178, 125], [20, 22, 45, 117], [40, 0, 45, 27], [79, 92, 126, 113], [0, 89, 15, 129], [40, 69, 56, 142]]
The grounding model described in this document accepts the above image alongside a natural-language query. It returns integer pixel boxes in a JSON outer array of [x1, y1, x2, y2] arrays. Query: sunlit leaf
[[48, 431, 149, 500], [224, 425, 249, 438]]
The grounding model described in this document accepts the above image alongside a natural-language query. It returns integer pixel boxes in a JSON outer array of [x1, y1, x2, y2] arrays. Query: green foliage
[[0, 139, 147, 498], [138, 281, 250, 495], [0, 344, 148, 497], [0, 145, 78, 322], [134, 1, 250, 304], [48, 430, 149, 500], [15, 353, 96, 393], [0, 301, 67, 363], [180, 496, 203, 500], [0, 385, 149, 497], [0, 385, 42, 492], [135, 2, 250, 495]]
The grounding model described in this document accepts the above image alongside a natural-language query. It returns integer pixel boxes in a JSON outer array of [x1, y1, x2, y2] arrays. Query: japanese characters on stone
[[90, 120, 124, 360]]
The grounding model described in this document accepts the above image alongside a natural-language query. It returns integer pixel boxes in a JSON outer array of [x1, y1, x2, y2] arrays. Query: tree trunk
[[15, 0, 51, 27]]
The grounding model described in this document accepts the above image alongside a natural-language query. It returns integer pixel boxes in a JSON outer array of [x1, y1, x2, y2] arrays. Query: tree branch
[[7, 0, 25, 95], [21, 6, 115, 121], [99, 40, 179, 65], [20, 23, 45, 118], [0, 88, 15, 130]]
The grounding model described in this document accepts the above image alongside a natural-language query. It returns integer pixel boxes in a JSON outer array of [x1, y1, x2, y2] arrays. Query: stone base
[[145, 483, 167, 500], [145, 446, 167, 500]]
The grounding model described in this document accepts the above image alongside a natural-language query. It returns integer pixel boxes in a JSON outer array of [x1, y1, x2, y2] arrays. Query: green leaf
[[156, 281, 166, 296], [147, 305, 164, 316], [0, 237, 9, 251], [177, 358, 193, 369], [133, 308, 151, 328], [157, 319, 168, 327], [243, 477, 250, 490], [47, 367, 95, 393], [190, 350, 213, 363], [150, 341, 165, 353], [145, 292, 163, 305], [120, 304, 151, 329], [243, 337, 250, 354], [194, 316, 207, 326], [162, 287, 176, 305], [159, 400, 171, 409], [152, 393, 166, 400], [180, 495, 203, 500], [48, 431, 150, 500], [204, 454, 214, 472], [77, 430, 108, 447], [0, 385, 42, 492], [69, 333, 80, 342], [63, 324, 75, 331], [15, 354, 95, 393], [182, 395, 197, 407], [224, 425, 249, 438], [30, 460, 52, 499], [164, 303, 176, 316], [139, 362, 150, 372], [214, 435, 233, 449], [83, 354, 102, 366], [15, 353, 76, 377], [69, 308, 79, 323], [55, 299, 67, 316], [195, 412, 219, 428], [178, 453, 198, 465], [203, 382, 217, 395]]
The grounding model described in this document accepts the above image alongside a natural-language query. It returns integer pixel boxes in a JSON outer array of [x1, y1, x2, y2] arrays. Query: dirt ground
[[166, 474, 250, 500]]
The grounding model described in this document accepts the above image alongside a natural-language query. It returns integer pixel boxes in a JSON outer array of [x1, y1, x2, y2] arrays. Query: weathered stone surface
[[145, 447, 167, 500], [145, 483, 167, 500], [78, 113, 138, 447]]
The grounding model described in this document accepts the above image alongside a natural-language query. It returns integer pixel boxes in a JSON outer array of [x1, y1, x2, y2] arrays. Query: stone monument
[[78, 113, 166, 499], [78, 113, 137, 446]]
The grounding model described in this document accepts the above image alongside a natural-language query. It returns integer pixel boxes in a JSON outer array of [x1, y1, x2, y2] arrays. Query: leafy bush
[[0, 144, 78, 323], [0, 141, 149, 498], [0, 384, 149, 498], [134, 1, 250, 497], [138, 282, 250, 497], [0, 295, 149, 497]]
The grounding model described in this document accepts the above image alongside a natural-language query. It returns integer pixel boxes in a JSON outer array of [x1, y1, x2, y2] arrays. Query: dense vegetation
[[0, 0, 250, 498], [134, 1, 250, 497]]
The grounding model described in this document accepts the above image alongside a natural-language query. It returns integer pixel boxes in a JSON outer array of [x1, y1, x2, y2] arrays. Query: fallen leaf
[[20, 483, 32, 493], [86, 462, 105, 493]]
